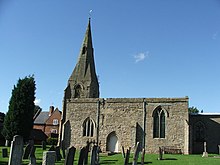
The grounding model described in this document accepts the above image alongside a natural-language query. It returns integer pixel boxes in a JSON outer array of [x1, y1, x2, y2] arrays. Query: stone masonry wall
[[190, 114, 220, 154], [64, 97, 189, 154], [145, 98, 189, 154]]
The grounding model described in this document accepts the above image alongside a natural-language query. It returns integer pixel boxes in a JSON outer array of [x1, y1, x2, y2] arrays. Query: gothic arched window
[[194, 121, 205, 142], [153, 106, 166, 138], [83, 118, 95, 137]]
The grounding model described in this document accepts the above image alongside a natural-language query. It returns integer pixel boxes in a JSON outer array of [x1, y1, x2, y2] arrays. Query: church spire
[[67, 19, 99, 98]]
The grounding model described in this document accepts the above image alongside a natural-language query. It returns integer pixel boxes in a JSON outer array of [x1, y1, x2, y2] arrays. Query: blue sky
[[0, 0, 220, 113]]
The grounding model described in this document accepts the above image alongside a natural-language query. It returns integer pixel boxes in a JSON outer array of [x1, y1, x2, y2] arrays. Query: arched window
[[153, 106, 166, 138], [194, 121, 205, 142], [83, 118, 95, 137]]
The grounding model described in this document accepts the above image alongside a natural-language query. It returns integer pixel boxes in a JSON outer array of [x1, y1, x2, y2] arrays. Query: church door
[[106, 132, 119, 152]]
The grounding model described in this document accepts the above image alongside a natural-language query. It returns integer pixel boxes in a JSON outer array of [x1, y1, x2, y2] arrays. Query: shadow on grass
[[101, 159, 118, 164], [0, 161, 7, 165], [162, 158, 178, 160], [128, 162, 152, 164]]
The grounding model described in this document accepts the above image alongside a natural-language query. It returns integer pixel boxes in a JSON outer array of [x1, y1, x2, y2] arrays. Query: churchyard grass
[[0, 145, 220, 164]]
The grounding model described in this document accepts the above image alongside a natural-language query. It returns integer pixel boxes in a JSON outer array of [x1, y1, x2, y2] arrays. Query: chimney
[[49, 106, 54, 116]]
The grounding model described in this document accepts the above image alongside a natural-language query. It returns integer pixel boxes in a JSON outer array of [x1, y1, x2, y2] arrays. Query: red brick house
[[33, 106, 61, 138]]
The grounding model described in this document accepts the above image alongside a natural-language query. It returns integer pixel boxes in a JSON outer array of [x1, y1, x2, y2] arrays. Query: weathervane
[[89, 10, 93, 19]]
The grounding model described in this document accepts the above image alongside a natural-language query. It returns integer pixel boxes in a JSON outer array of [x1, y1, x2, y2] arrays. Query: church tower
[[67, 19, 99, 98]]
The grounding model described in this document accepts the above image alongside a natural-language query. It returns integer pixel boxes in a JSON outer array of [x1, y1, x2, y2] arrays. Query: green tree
[[2, 76, 36, 141], [188, 106, 200, 114]]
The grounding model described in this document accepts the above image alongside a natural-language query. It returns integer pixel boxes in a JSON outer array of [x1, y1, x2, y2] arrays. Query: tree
[[188, 106, 200, 114], [2, 76, 36, 141], [0, 112, 5, 123]]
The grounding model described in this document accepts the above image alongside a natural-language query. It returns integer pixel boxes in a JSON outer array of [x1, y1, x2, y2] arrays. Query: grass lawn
[[0, 146, 220, 164]]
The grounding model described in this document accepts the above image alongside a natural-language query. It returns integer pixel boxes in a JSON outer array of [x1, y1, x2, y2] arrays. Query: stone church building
[[59, 19, 220, 154]]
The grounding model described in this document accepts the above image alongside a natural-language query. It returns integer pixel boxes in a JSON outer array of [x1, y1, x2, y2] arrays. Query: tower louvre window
[[153, 106, 166, 138], [74, 84, 82, 98]]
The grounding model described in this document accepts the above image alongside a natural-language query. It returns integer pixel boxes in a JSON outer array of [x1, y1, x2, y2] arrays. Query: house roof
[[34, 111, 49, 124]]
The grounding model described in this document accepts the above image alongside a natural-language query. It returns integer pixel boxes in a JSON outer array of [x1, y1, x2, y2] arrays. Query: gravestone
[[42, 141, 47, 150], [29, 146, 36, 165], [23, 143, 33, 159], [64, 146, 76, 165], [124, 147, 131, 165], [132, 142, 140, 165], [78, 147, 86, 165], [2, 148, 8, 157], [8, 135, 24, 165], [55, 146, 62, 161], [62, 120, 71, 150], [141, 148, 145, 165], [122, 146, 125, 158], [42, 151, 56, 165], [84, 142, 90, 164], [5, 139, 10, 147], [202, 142, 208, 157], [60, 140, 66, 159], [90, 145, 98, 165], [218, 145, 220, 155], [158, 147, 163, 160]]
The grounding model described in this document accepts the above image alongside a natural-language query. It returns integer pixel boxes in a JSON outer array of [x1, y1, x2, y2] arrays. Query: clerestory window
[[83, 118, 95, 137], [153, 106, 166, 138]]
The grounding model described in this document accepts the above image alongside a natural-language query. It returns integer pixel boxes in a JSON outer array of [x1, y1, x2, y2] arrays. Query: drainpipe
[[96, 100, 100, 145], [96, 100, 101, 164], [143, 99, 147, 150]]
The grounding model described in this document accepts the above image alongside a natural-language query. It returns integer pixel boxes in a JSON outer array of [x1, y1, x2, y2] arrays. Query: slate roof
[[34, 111, 49, 124]]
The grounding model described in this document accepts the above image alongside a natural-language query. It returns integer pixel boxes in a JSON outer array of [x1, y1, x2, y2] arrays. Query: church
[[59, 19, 220, 154]]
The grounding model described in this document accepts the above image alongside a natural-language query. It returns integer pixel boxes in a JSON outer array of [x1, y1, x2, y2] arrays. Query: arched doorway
[[106, 132, 119, 152]]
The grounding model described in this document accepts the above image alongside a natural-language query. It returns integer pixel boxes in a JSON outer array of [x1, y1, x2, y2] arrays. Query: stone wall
[[64, 97, 189, 154], [145, 98, 189, 154], [190, 114, 220, 154]]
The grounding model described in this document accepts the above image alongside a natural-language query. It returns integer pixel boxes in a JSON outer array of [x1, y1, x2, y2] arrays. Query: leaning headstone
[[55, 146, 62, 161], [42, 151, 56, 165], [90, 145, 98, 165], [141, 148, 145, 165], [78, 147, 86, 165], [122, 146, 125, 158], [42, 141, 47, 150], [84, 141, 91, 165], [23, 143, 33, 159], [158, 147, 163, 160], [202, 142, 208, 157], [29, 146, 36, 165], [218, 145, 220, 155], [124, 147, 131, 165], [2, 148, 8, 157], [64, 146, 76, 165], [132, 142, 140, 165], [8, 135, 24, 165], [60, 140, 66, 159]]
